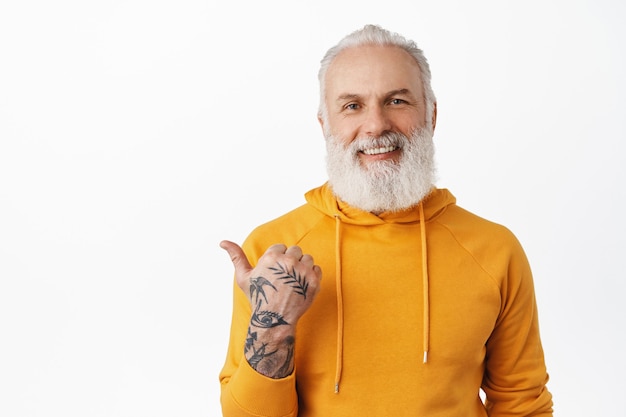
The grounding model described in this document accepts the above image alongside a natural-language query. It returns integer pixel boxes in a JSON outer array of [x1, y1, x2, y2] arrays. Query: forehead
[[325, 45, 424, 99]]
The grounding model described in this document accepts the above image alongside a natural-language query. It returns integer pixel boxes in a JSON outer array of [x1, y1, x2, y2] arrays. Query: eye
[[251, 309, 288, 328], [345, 102, 360, 111], [390, 98, 407, 105]]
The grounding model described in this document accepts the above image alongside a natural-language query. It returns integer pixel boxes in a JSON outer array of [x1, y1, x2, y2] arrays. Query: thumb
[[220, 240, 253, 281]]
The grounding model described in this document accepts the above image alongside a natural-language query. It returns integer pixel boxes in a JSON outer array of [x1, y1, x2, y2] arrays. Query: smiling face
[[319, 44, 438, 213], [319, 44, 431, 168]]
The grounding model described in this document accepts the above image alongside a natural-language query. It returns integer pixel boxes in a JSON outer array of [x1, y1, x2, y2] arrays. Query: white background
[[1, 1, 625, 416]]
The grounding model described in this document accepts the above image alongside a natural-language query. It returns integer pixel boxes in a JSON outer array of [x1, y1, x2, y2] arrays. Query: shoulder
[[434, 203, 531, 281], [242, 203, 328, 261], [437, 203, 521, 246]]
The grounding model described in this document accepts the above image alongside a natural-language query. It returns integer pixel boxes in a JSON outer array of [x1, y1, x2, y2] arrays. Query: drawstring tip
[[423, 351, 428, 364], [334, 383, 340, 394]]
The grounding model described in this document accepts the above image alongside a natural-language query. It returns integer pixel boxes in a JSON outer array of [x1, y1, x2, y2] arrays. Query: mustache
[[348, 131, 410, 152]]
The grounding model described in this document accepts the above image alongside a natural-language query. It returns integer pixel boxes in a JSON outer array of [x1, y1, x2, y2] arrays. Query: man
[[219, 24, 553, 416]]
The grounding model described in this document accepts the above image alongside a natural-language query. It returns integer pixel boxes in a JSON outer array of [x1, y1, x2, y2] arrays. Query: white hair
[[325, 127, 437, 213], [318, 24, 436, 126]]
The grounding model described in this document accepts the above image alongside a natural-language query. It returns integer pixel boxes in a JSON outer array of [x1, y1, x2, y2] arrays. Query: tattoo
[[244, 261, 303, 378], [249, 276, 277, 304], [245, 300, 289, 372], [247, 341, 278, 370], [269, 262, 309, 299], [274, 336, 295, 377], [246, 331, 295, 378], [244, 327, 257, 353], [250, 300, 288, 328]]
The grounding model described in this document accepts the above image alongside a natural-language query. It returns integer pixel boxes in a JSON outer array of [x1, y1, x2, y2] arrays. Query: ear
[[431, 102, 438, 132], [317, 114, 328, 137], [318, 114, 324, 130]]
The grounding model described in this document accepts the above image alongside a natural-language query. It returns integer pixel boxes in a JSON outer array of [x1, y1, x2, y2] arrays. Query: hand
[[220, 240, 322, 325]]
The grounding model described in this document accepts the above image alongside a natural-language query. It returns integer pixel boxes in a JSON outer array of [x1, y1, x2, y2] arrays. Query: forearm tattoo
[[244, 261, 308, 378]]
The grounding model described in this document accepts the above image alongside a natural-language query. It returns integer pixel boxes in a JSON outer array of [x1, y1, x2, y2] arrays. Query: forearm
[[244, 324, 296, 379], [219, 304, 300, 417], [219, 241, 321, 416]]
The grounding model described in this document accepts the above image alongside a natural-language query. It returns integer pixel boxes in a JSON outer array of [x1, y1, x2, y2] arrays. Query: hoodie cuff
[[228, 360, 298, 416]]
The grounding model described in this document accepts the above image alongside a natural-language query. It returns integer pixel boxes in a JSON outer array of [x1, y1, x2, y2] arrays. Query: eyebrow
[[335, 88, 416, 102], [384, 88, 417, 100], [336, 93, 361, 102]]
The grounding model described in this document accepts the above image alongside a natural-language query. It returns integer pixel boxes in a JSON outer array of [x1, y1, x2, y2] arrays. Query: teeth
[[362, 146, 396, 155]]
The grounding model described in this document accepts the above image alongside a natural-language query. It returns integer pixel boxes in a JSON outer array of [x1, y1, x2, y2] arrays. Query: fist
[[220, 241, 322, 325]]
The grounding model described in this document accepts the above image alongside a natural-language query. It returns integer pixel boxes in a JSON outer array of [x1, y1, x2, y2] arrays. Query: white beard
[[325, 128, 437, 213]]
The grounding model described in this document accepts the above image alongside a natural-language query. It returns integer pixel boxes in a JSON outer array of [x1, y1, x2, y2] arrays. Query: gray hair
[[318, 24, 436, 126]]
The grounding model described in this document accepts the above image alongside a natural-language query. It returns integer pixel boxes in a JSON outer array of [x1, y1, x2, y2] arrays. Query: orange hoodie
[[219, 184, 553, 416]]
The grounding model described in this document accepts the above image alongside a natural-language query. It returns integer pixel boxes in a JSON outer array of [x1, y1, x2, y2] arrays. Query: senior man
[[219, 24, 553, 417]]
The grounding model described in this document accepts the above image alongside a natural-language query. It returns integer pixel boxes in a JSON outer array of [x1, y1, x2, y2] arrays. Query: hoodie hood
[[305, 182, 456, 225], [304, 182, 457, 393]]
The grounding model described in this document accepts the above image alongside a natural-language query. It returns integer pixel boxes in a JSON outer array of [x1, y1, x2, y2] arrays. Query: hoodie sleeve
[[481, 236, 553, 416], [219, 237, 299, 417], [219, 278, 299, 417]]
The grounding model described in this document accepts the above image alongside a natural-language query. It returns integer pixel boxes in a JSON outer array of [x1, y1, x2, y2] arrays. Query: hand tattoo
[[269, 262, 309, 299], [250, 299, 288, 328], [249, 276, 277, 304], [244, 259, 310, 378]]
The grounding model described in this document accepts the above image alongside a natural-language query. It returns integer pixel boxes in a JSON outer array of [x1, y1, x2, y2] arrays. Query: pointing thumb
[[220, 240, 253, 283]]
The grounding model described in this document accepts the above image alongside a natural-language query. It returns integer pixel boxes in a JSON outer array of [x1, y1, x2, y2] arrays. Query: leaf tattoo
[[270, 262, 309, 299]]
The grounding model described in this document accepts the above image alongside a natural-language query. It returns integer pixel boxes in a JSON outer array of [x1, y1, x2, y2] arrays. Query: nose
[[363, 105, 392, 137]]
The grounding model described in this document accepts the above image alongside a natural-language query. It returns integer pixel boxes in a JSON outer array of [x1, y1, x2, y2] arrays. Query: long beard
[[325, 128, 437, 213]]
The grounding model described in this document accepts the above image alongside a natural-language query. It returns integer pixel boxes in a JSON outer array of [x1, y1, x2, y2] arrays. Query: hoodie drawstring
[[419, 203, 430, 364], [332, 204, 430, 394], [334, 214, 344, 393]]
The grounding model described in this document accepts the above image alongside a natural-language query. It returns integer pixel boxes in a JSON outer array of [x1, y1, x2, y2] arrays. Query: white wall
[[1, 1, 624, 415]]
